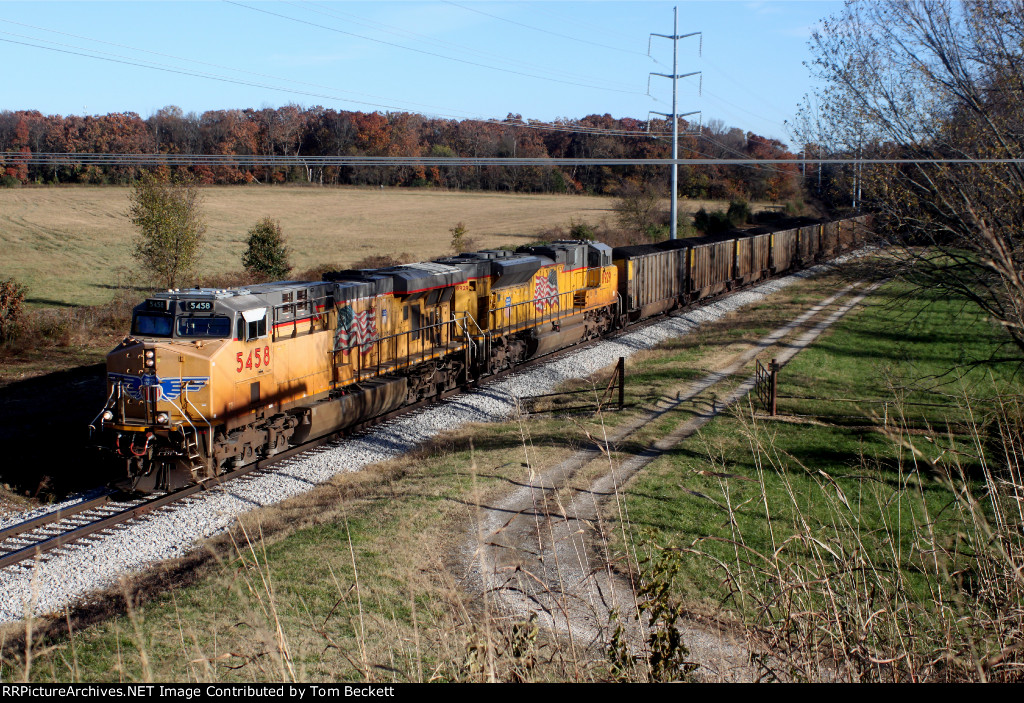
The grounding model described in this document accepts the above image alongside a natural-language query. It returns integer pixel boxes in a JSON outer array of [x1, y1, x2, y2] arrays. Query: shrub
[[692, 208, 734, 236], [242, 217, 292, 280], [0, 175, 21, 188], [613, 181, 661, 235], [450, 221, 478, 254], [0, 277, 27, 341], [569, 220, 596, 241], [346, 253, 414, 270], [644, 224, 669, 242], [726, 199, 752, 226], [784, 200, 806, 216]]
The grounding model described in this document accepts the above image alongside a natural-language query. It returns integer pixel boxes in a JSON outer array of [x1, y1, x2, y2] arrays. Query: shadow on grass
[[25, 297, 82, 308]]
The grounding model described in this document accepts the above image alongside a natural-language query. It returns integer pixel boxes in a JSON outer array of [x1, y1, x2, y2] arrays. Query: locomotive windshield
[[132, 313, 173, 337], [177, 315, 232, 338]]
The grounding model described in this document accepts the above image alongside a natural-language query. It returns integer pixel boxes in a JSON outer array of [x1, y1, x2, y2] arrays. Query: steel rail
[[0, 494, 115, 544], [0, 459, 277, 571]]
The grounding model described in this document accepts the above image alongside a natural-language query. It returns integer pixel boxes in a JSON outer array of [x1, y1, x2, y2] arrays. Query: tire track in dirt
[[459, 280, 881, 681]]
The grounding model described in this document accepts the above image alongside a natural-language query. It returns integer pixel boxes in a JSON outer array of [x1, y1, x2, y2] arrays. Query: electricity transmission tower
[[649, 7, 701, 239]]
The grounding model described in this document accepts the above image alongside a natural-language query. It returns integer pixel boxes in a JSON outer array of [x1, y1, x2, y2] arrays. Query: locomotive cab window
[[132, 313, 173, 337], [241, 308, 268, 341], [177, 315, 231, 338]]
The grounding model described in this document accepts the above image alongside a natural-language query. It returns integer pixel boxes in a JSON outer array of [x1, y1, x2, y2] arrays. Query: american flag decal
[[334, 305, 378, 354], [534, 270, 559, 312]]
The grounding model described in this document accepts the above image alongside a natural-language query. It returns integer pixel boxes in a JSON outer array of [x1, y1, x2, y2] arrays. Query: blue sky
[[0, 1, 841, 146]]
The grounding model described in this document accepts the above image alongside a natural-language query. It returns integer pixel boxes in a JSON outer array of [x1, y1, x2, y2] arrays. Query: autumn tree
[[0, 277, 26, 341], [128, 172, 206, 289], [613, 180, 662, 237], [242, 217, 292, 280], [797, 0, 1024, 361]]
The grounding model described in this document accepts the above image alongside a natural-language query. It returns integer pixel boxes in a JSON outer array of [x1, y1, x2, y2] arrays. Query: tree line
[[0, 105, 801, 201]]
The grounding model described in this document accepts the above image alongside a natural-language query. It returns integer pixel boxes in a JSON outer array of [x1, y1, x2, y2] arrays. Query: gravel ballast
[[0, 263, 845, 623]]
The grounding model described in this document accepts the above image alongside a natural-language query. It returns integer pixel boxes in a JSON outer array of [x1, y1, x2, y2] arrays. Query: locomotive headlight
[[101, 410, 114, 422], [155, 412, 169, 424], [144, 350, 155, 358]]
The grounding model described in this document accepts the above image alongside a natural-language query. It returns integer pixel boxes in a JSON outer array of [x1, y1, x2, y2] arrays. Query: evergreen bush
[[242, 217, 292, 280]]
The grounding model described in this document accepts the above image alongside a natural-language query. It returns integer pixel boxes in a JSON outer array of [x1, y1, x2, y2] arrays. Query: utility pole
[[650, 7, 701, 240], [852, 139, 861, 210], [817, 144, 822, 193]]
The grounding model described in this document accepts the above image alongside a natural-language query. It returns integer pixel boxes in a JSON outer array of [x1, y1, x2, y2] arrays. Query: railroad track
[[0, 261, 843, 573], [0, 321, 649, 572], [0, 463, 269, 571]]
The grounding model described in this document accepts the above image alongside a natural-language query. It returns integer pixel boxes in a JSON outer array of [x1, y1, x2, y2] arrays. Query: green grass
[[622, 283, 1016, 584], [4, 273, 856, 683], [5, 272, 1019, 682], [615, 283, 1023, 679]]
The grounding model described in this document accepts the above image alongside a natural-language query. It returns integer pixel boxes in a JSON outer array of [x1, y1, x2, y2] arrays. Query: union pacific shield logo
[[108, 373, 209, 401]]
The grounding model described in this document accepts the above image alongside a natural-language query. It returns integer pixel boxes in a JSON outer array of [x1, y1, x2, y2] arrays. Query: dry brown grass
[[0, 185, 779, 308], [0, 185, 613, 307]]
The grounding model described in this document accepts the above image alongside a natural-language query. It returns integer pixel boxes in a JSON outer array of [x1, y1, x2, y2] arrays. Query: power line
[[288, 1, 641, 92], [0, 31, 671, 139], [520, 2, 648, 46], [0, 17, 482, 119], [443, 1, 648, 57], [225, 0, 645, 95], [0, 33, 422, 114], [700, 57, 794, 122], [698, 134, 795, 175], [0, 11, 798, 145], [5, 153, 1012, 167]]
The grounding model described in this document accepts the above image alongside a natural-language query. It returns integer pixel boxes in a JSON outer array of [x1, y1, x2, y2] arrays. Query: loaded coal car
[[611, 243, 683, 323]]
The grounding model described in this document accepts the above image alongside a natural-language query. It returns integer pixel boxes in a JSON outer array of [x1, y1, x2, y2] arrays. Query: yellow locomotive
[[93, 240, 619, 491]]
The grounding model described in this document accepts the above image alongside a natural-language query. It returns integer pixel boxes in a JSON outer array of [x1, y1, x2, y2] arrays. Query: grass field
[[614, 284, 1023, 680], [0, 185, 757, 309], [12, 270, 1013, 682], [0, 185, 604, 307]]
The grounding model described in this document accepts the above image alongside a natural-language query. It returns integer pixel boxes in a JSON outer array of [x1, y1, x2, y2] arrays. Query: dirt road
[[458, 281, 879, 681]]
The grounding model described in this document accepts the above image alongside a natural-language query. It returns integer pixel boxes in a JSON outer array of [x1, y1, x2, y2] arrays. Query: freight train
[[91, 215, 870, 492]]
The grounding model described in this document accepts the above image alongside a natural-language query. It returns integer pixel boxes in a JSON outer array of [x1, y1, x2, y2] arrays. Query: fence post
[[770, 358, 779, 416], [618, 356, 625, 410]]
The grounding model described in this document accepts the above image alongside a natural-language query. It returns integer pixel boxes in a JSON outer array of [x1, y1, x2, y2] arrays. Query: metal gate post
[[618, 356, 625, 410], [770, 358, 779, 416]]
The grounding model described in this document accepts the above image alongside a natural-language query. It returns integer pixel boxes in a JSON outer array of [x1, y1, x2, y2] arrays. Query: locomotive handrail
[[181, 391, 215, 456], [459, 309, 487, 338], [451, 311, 480, 356], [488, 283, 596, 337], [89, 382, 119, 434], [336, 314, 475, 383], [163, 395, 201, 446], [270, 290, 334, 341]]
